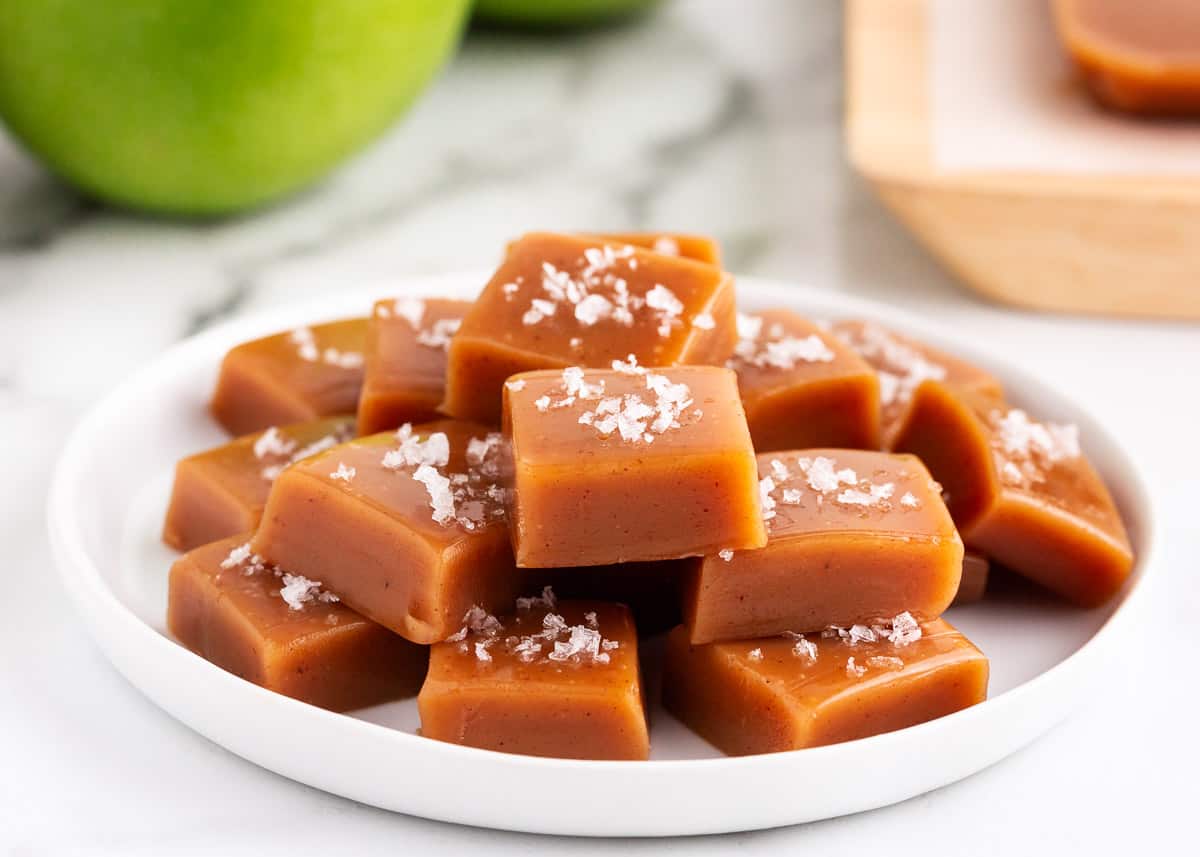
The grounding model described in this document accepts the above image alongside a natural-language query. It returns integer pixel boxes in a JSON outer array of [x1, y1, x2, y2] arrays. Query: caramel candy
[[830, 320, 1003, 447], [732, 310, 880, 452], [591, 232, 722, 266], [503, 364, 766, 567], [1055, 0, 1200, 115], [664, 618, 987, 755], [357, 298, 472, 436], [211, 318, 368, 436], [892, 384, 1133, 606], [444, 232, 737, 423], [418, 600, 649, 760], [252, 420, 521, 643], [527, 560, 688, 635], [168, 536, 427, 711], [683, 449, 962, 644], [162, 417, 354, 552], [955, 552, 990, 606]]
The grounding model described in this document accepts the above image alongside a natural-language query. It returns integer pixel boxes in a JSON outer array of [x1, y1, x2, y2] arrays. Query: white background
[[1, 1, 1196, 853]]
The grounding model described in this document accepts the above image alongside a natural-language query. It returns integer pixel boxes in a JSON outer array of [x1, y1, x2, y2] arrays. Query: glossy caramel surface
[[503, 365, 766, 566], [358, 298, 472, 435], [830, 319, 1003, 446], [210, 318, 368, 436], [684, 449, 962, 642], [162, 416, 354, 551], [419, 600, 649, 760], [893, 382, 1133, 606], [664, 618, 988, 755], [167, 535, 427, 711], [444, 232, 736, 422], [252, 420, 520, 642], [733, 310, 880, 452]]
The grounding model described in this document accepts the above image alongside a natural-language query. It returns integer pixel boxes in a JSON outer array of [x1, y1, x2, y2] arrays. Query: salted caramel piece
[[732, 310, 880, 452], [252, 419, 521, 643], [168, 536, 427, 711], [664, 617, 987, 755], [444, 232, 737, 423], [892, 384, 1133, 607], [591, 232, 722, 266], [418, 599, 648, 760], [1055, 0, 1200, 115], [955, 552, 990, 606], [211, 318, 368, 436], [830, 320, 1003, 448], [162, 417, 355, 552], [527, 560, 688, 634], [357, 298, 472, 436], [503, 364, 766, 567], [683, 449, 962, 644]]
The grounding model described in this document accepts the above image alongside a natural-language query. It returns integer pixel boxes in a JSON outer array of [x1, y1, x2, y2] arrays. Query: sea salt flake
[[845, 656, 867, 678], [220, 543, 253, 569], [506, 378, 526, 392], [574, 293, 613, 326], [887, 611, 922, 646], [759, 476, 777, 521], [748, 648, 764, 662], [718, 548, 735, 562], [781, 488, 803, 505], [900, 492, 921, 509], [692, 312, 715, 330], [329, 462, 356, 482], [474, 640, 495, 662], [412, 464, 455, 524], [867, 656, 904, 671], [391, 298, 425, 329], [785, 633, 818, 662], [415, 317, 462, 350], [516, 586, 558, 611], [653, 236, 680, 256], [253, 427, 296, 460], [278, 573, 325, 611], [837, 481, 895, 508]]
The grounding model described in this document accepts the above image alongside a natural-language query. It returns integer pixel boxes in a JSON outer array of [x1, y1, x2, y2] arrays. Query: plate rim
[[46, 271, 1159, 835]]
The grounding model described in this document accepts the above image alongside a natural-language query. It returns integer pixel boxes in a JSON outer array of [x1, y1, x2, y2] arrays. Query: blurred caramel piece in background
[[1055, 0, 1200, 115]]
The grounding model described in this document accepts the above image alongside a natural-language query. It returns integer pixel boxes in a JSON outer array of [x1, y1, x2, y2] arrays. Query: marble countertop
[[2, 1, 1196, 853]]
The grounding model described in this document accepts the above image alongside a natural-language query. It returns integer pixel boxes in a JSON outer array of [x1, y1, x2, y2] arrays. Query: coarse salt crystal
[[900, 492, 921, 508], [836, 481, 895, 508], [692, 312, 715, 330], [278, 573, 329, 611], [781, 488, 803, 505], [845, 656, 867, 678], [786, 633, 818, 662], [412, 464, 455, 524], [748, 648, 764, 662], [382, 424, 450, 470], [392, 298, 425, 329], [253, 427, 296, 460], [534, 395, 551, 412], [718, 548, 735, 562], [887, 611, 922, 646], [220, 543, 253, 569], [329, 462, 356, 482], [506, 378, 526, 392], [759, 476, 777, 521]]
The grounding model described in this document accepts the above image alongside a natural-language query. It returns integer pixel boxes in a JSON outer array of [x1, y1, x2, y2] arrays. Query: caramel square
[[830, 320, 1004, 447], [444, 232, 737, 423], [211, 318, 368, 436], [664, 618, 988, 755], [503, 364, 766, 567], [252, 419, 521, 643], [683, 449, 962, 644], [418, 599, 648, 760], [589, 232, 723, 266], [892, 383, 1133, 606], [357, 298, 472, 436], [732, 310, 881, 451], [162, 416, 354, 552], [168, 536, 427, 711]]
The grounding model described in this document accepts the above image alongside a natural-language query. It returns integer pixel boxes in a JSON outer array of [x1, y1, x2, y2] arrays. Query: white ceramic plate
[[47, 273, 1155, 837]]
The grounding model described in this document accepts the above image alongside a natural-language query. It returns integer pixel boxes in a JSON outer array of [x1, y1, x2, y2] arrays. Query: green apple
[[0, 0, 470, 215], [473, 0, 659, 28]]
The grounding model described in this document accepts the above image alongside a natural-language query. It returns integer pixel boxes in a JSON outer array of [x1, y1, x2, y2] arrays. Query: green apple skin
[[473, 0, 659, 28], [0, 0, 470, 215]]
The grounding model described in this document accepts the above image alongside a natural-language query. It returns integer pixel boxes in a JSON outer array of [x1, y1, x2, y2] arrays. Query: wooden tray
[[845, 0, 1200, 319]]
